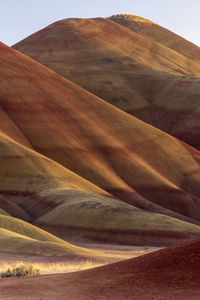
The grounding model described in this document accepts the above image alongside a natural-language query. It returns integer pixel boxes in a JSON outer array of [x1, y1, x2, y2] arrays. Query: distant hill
[[13, 17, 200, 149], [109, 14, 200, 63]]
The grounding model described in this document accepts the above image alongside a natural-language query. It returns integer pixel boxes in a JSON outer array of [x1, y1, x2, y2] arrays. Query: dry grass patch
[[0, 260, 105, 277]]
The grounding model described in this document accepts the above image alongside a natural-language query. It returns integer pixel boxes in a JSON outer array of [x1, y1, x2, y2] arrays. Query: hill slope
[[0, 130, 108, 221], [0, 214, 106, 257], [2, 43, 200, 217], [13, 17, 200, 77], [13, 17, 200, 149], [2, 238, 200, 299], [2, 128, 197, 246], [109, 14, 200, 63], [2, 43, 200, 246], [35, 189, 200, 246]]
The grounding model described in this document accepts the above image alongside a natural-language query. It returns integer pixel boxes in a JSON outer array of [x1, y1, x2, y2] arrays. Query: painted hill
[[2, 42, 200, 247], [13, 17, 200, 149], [2, 238, 200, 299], [2, 125, 197, 246], [13, 17, 200, 77], [109, 14, 200, 63], [34, 191, 200, 246], [0, 214, 105, 258], [0, 129, 109, 220]]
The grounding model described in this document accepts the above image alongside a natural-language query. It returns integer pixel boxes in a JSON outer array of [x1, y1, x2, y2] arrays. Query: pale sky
[[1, 0, 200, 46]]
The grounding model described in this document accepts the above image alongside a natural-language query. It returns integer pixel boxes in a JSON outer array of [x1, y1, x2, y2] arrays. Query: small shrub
[[1, 265, 41, 278]]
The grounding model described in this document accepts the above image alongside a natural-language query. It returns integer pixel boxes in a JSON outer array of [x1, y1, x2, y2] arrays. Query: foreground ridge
[[1, 238, 200, 299]]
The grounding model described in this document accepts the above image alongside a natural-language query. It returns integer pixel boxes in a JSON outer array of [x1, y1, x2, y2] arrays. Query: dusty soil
[[0, 239, 200, 299]]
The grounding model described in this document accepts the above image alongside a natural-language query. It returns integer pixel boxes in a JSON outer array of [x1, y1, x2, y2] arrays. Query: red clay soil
[[1, 238, 200, 299]]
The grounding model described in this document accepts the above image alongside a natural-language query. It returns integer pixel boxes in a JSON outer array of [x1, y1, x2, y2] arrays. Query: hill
[[13, 17, 200, 77], [1, 42, 200, 246], [0, 129, 108, 221], [35, 190, 200, 246], [12, 17, 200, 149], [0, 214, 105, 258], [2, 124, 197, 246], [109, 14, 200, 63], [2, 238, 200, 299]]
